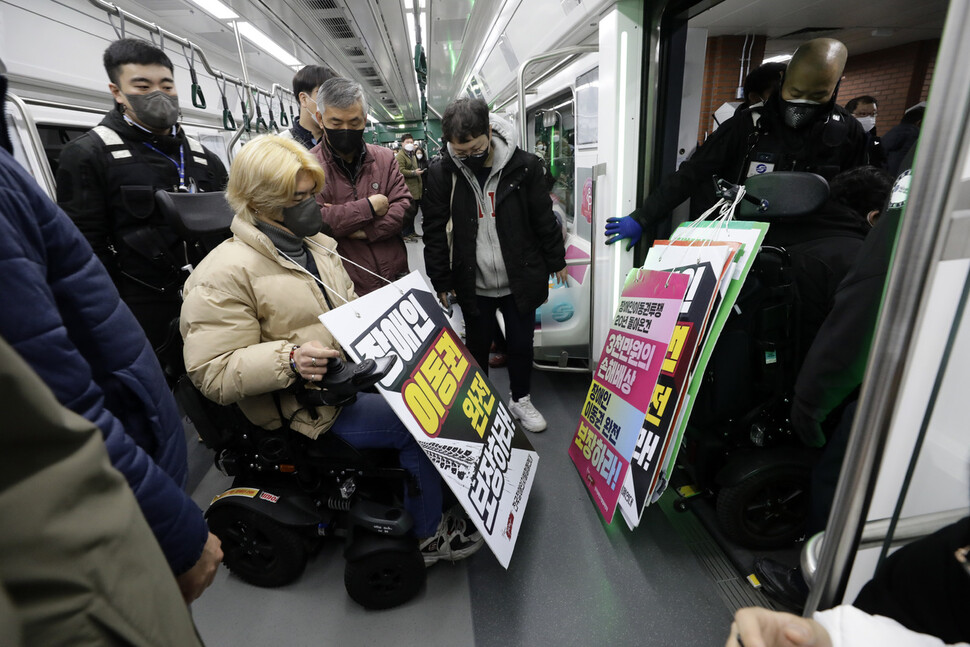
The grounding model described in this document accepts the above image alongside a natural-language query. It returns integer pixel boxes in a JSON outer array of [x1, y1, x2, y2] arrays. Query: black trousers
[[808, 399, 858, 534], [464, 294, 535, 400]]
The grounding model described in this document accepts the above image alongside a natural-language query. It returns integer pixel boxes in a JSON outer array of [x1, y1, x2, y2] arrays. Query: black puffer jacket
[[422, 119, 565, 317]]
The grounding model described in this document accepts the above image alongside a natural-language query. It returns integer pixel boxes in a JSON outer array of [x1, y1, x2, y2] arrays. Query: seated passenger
[[179, 135, 482, 565], [761, 165, 894, 366]]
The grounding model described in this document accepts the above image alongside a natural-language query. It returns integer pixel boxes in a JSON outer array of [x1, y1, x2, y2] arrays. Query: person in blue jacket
[[0, 73, 221, 603]]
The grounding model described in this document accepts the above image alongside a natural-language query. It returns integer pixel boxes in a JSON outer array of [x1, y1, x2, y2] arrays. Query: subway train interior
[[2, 0, 969, 645]]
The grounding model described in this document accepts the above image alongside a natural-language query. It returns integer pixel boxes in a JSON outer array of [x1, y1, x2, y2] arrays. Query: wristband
[[289, 344, 300, 376]]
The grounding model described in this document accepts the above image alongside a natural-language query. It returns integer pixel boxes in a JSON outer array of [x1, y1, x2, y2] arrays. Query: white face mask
[[416, 153, 423, 159], [856, 115, 876, 132], [404, 143, 415, 152]]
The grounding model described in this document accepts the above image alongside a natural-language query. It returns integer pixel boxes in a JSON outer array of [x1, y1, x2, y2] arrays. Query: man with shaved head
[[606, 38, 867, 249]]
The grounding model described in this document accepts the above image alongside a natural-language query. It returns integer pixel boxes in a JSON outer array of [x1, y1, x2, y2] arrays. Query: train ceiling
[[123, 0, 949, 124], [691, 0, 949, 59]]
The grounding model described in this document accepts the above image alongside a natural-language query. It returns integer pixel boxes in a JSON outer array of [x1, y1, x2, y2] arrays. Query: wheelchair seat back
[[154, 189, 234, 263]]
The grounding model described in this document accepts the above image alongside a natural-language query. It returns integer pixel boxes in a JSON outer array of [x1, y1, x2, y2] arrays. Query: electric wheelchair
[[156, 190, 427, 610], [675, 172, 831, 550]]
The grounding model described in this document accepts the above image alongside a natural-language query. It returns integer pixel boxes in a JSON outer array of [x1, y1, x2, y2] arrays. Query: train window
[[533, 92, 576, 235], [575, 67, 598, 146], [195, 133, 231, 170], [35, 124, 89, 178]]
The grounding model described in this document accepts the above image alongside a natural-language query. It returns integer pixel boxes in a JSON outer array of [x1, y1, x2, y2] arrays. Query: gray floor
[[186, 227, 742, 646], [187, 369, 734, 647]]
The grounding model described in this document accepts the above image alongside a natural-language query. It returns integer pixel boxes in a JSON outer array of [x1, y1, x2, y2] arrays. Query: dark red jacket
[[312, 141, 411, 294]]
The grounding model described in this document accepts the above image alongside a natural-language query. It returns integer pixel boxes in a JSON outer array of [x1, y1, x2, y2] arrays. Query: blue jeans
[[327, 392, 442, 537]]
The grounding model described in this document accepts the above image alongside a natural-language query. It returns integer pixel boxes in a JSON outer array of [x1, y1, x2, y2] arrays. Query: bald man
[[605, 38, 867, 249]]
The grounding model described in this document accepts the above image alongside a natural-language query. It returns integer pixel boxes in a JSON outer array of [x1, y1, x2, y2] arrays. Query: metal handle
[[516, 46, 598, 147], [88, 0, 296, 112], [802, 508, 968, 586]]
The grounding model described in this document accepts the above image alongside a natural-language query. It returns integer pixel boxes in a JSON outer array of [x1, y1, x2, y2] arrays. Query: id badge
[[747, 161, 775, 177]]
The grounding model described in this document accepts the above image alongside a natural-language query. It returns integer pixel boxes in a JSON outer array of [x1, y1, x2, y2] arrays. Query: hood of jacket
[[444, 113, 518, 178]]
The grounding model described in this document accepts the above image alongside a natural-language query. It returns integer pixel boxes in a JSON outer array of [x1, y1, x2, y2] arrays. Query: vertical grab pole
[[231, 20, 256, 135], [804, 0, 970, 613]]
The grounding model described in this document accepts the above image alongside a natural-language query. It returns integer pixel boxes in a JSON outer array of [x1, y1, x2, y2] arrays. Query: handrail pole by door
[[516, 46, 598, 147], [804, 0, 970, 614], [5, 91, 57, 197]]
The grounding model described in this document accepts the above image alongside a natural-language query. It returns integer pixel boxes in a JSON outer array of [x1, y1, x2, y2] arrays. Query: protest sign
[[659, 221, 770, 486], [569, 268, 688, 522], [617, 242, 736, 529], [319, 272, 538, 569]]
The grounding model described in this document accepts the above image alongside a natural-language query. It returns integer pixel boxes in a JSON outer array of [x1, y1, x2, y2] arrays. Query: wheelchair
[[155, 190, 427, 610], [674, 172, 829, 550]]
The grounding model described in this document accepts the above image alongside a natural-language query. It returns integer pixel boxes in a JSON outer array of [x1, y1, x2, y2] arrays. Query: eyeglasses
[[451, 139, 489, 161]]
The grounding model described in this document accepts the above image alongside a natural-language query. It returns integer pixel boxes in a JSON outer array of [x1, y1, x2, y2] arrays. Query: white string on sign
[[304, 237, 404, 297], [275, 248, 362, 318]]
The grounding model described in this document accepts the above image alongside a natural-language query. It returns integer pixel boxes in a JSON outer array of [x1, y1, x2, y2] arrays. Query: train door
[[527, 89, 595, 370]]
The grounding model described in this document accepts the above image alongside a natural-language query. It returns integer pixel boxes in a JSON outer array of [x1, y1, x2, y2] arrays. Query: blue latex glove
[[605, 214, 643, 250]]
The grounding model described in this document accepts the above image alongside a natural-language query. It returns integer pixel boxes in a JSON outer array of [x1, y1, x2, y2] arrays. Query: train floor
[[183, 222, 779, 646]]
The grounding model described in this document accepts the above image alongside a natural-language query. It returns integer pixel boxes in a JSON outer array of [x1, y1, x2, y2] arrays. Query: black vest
[[90, 120, 220, 293]]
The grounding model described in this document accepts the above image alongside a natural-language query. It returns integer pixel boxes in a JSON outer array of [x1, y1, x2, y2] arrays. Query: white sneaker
[[509, 394, 547, 433]]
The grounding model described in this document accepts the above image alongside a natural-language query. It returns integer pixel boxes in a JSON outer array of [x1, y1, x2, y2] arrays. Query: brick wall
[[838, 39, 939, 131], [697, 35, 766, 140]]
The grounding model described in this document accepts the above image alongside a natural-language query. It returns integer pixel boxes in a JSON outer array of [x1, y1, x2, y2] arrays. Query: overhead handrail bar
[[515, 46, 598, 146], [801, 507, 968, 586], [86, 0, 296, 107]]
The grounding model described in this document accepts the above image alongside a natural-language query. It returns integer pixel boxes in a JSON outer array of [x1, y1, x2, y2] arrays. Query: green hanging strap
[[182, 44, 206, 109], [216, 75, 235, 131]]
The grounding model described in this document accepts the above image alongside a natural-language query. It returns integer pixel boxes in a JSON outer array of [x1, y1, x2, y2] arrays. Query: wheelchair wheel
[[715, 465, 810, 550], [344, 545, 425, 610], [207, 506, 308, 587]]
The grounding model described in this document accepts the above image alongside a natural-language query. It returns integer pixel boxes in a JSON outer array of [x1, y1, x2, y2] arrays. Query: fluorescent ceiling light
[[237, 21, 302, 67], [762, 53, 793, 64], [186, 0, 238, 20], [367, 114, 379, 123]]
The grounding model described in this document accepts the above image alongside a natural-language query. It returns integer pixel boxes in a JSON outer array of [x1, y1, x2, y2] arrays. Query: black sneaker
[[753, 557, 809, 611]]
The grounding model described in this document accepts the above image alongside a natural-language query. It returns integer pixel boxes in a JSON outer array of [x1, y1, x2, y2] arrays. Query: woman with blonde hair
[[180, 135, 481, 564]]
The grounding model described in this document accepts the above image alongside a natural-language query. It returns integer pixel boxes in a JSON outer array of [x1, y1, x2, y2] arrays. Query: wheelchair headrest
[[738, 172, 830, 219], [155, 190, 234, 242]]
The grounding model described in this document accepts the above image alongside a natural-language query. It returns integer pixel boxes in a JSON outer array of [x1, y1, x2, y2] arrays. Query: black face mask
[[781, 99, 825, 129], [124, 90, 180, 130], [325, 127, 365, 155], [462, 145, 490, 171], [281, 197, 322, 238]]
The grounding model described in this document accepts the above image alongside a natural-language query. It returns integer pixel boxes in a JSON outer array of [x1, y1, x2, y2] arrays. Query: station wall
[[838, 39, 938, 128]]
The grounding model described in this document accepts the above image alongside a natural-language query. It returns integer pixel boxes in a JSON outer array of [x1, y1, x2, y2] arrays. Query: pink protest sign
[[569, 268, 688, 522]]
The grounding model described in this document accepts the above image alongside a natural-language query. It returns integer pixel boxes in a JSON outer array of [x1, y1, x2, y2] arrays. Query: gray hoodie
[[448, 115, 518, 297]]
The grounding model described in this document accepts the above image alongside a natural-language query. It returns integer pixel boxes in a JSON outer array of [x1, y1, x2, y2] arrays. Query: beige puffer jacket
[[180, 216, 357, 439]]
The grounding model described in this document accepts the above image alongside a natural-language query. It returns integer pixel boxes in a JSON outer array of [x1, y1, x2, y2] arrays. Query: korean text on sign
[[403, 329, 469, 436]]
